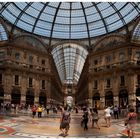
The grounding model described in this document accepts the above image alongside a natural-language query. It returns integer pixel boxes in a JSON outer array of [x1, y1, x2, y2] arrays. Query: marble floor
[[0, 111, 140, 138]]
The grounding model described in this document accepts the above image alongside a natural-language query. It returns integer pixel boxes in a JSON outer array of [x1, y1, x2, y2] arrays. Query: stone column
[[88, 76, 93, 107], [34, 75, 40, 105], [100, 96, 105, 109], [4, 70, 12, 104], [114, 96, 119, 106], [20, 95, 26, 105], [20, 73, 27, 105]]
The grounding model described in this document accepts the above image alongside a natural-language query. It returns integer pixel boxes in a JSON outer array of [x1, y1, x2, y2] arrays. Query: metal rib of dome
[[1, 2, 140, 40]]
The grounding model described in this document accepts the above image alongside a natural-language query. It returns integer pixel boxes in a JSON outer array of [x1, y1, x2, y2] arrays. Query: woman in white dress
[[104, 106, 111, 127]]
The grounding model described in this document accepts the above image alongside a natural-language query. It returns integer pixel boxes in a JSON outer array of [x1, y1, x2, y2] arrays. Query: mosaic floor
[[0, 112, 140, 138]]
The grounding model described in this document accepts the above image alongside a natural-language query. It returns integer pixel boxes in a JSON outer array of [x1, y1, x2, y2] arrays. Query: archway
[[39, 92, 47, 107], [11, 88, 21, 104], [119, 89, 128, 108], [105, 91, 113, 107], [92, 93, 100, 108], [26, 90, 34, 105]]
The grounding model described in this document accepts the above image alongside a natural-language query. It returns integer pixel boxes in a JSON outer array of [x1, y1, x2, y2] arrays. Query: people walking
[[125, 108, 137, 138], [32, 105, 37, 118], [113, 105, 119, 119], [37, 105, 43, 118], [90, 108, 100, 129], [81, 108, 89, 131], [60, 106, 71, 137], [104, 106, 112, 127]]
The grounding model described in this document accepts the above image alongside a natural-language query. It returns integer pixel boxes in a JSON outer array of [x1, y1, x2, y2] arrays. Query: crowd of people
[[0, 103, 138, 138]]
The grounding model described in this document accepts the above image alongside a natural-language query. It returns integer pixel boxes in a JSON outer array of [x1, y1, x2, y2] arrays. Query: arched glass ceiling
[[1, 2, 140, 39], [52, 44, 88, 84], [132, 22, 140, 42], [0, 22, 8, 41]]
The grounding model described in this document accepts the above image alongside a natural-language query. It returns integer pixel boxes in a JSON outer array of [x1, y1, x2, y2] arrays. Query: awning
[[137, 97, 140, 101]]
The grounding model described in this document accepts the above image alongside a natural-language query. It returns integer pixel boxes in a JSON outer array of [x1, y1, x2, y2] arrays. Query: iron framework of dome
[[1, 2, 140, 40]]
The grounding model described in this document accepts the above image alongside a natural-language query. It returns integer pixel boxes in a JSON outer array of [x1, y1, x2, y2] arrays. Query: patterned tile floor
[[0, 111, 140, 138]]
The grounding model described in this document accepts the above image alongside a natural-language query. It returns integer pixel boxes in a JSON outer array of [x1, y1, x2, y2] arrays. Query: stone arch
[[51, 40, 88, 51], [13, 34, 48, 52], [92, 34, 126, 53], [105, 91, 114, 107]]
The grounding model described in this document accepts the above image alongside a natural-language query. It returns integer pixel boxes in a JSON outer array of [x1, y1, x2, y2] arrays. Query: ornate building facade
[[0, 34, 63, 107], [76, 35, 140, 111]]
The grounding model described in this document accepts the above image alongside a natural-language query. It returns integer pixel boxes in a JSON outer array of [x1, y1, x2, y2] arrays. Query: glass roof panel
[[1, 2, 139, 39], [52, 43, 88, 84], [0, 23, 8, 41]]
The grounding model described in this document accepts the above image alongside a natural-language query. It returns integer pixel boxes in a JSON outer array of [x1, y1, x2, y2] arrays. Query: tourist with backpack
[[60, 106, 71, 137]]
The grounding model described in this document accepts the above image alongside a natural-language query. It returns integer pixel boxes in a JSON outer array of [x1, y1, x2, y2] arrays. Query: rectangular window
[[106, 55, 111, 63], [42, 80, 45, 89], [15, 75, 19, 85], [94, 80, 98, 89], [29, 55, 33, 63], [0, 74, 2, 84], [29, 77, 33, 87], [0, 52, 5, 59], [137, 75, 140, 85], [15, 52, 20, 60], [94, 60, 98, 65], [42, 59, 45, 65], [120, 75, 125, 86], [106, 79, 110, 88]]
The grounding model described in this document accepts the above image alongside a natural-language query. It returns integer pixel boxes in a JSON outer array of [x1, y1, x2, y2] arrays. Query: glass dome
[[1, 2, 140, 39]]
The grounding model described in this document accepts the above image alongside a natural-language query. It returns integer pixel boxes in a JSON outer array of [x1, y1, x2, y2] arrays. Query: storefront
[[26, 90, 34, 105], [92, 93, 100, 108], [119, 89, 128, 108], [105, 91, 113, 107], [11, 88, 21, 104], [39, 92, 47, 107]]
